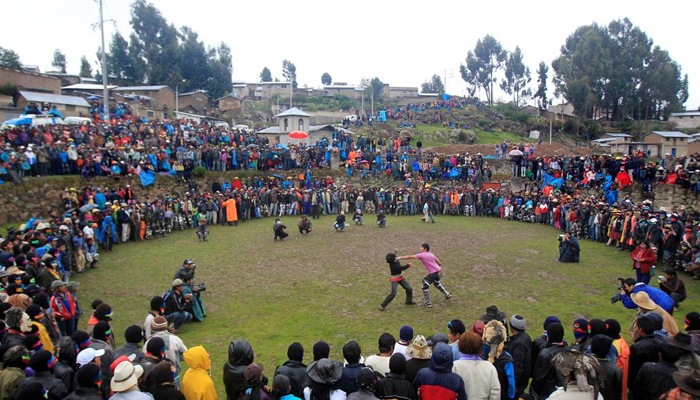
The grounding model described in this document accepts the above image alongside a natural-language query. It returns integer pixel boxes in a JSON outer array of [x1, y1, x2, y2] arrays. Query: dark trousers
[[381, 279, 413, 308], [636, 269, 651, 285], [670, 291, 686, 307], [57, 318, 75, 336]]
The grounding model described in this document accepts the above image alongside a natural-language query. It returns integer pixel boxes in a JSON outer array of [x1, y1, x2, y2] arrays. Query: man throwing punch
[[397, 243, 451, 308]]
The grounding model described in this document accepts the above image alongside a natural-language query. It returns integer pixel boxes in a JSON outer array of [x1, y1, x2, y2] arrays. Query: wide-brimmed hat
[[674, 370, 700, 396], [631, 291, 658, 311], [405, 335, 432, 360], [482, 305, 506, 321], [665, 333, 695, 352], [306, 358, 343, 385], [111, 361, 144, 392]]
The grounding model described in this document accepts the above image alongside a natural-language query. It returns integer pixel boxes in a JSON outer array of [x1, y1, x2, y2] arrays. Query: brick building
[[0, 67, 62, 94], [217, 94, 242, 113], [16, 91, 90, 117], [177, 90, 210, 114]]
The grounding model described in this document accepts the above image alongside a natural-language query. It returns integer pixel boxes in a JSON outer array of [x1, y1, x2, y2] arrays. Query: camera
[[558, 234, 566, 242], [196, 282, 206, 292], [610, 278, 626, 304]]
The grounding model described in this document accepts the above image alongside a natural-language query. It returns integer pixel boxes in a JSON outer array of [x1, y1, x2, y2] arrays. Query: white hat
[[111, 361, 144, 392], [76, 348, 105, 367]]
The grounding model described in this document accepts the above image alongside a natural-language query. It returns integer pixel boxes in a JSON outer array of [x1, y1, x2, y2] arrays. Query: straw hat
[[631, 291, 658, 311], [405, 335, 432, 360], [111, 361, 143, 392]]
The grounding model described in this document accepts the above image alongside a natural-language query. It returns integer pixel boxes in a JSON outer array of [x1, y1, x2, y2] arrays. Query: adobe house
[[642, 131, 691, 157], [111, 85, 175, 112], [257, 107, 352, 145], [217, 94, 242, 113], [178, 90, 210, 114], [591, 133, 634, 154], [669, 110, 700, 129], [0, 66, 62, 94], [16, 91, 90, 117]]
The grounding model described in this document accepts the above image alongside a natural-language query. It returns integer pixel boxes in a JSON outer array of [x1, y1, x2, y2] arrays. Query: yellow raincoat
[[182, 345, 218, 400]]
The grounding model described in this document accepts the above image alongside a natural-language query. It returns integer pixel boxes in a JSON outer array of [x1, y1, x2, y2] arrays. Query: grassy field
[[412, 123, 523, 145], [74, 216, 700, 396]]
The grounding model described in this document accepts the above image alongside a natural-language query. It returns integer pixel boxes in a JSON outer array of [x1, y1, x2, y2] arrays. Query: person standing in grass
[[378, 253, 415, 311], [397, 243, 451, 308]]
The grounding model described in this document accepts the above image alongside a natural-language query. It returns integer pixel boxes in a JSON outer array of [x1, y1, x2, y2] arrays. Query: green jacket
[[0, 367, 26, 400]]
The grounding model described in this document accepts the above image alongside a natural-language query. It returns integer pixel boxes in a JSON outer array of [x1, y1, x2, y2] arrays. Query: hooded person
[[224, 339, 255, 400], [54, 336, 78, 392], [304, 358, 346, 400], [110, 360, 151, 400], [313, 341, 330, 361], [16, 349, 68, 399], [274, 342, 308, 399], [590, 334, 623, 400], [405, 335, 432, 383], [63, 364, 103, 400], [182, 345, 218, 400], [375, 353, 415, 400], [0, 345, 29, 399], [531, 322, 569, 399], [147, 361, 185, 400], [412, 342, 466, 399]]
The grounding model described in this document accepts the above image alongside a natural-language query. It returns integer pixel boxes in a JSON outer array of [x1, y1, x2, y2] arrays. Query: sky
[[3, 0, 698, 108]]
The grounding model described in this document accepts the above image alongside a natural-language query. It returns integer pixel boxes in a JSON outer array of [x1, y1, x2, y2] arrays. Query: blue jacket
[[338, 362, 364, 395], [413, 343, 467, 400], [621, 283, 675, 313]]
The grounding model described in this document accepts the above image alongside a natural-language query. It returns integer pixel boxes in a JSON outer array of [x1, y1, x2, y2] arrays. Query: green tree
[[321, 72, 332, 85], [500, 46, 531, 107], [126, 33, 146, 84], [180, 26, 209, 92], [79, 56, 93, 78], [0, 47, 21, 69], [534, 62, 549, 110], [52, 49, 67, 73], [206, 42, 233, 100], [460, 35, 507, 106], [282, 60, 297, 88], [420, 74, 444, 95], [260, 67, 272, 82], [108, 32, 131, 82], [368, 77, 384, 100]]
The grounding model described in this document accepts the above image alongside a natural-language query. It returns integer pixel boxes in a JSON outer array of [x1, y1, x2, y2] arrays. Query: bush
[[192, 166, 207, 178]]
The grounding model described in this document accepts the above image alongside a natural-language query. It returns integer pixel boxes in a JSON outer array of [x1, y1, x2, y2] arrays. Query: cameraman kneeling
[[557, 232, 580, 263]]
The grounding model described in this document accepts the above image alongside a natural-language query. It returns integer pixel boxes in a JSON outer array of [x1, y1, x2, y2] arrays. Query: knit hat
[[23, 335, 42, 352], [71, 330, 91, 349], [389, 353, 406, 374], [272, 374, 291, 392], [605, 319, 622, 339], [12, 381, 46, 400], [146, 337, 166, 357], [573, 318, 589, 340], [590, 334, 613, 358], [94, 303, 113, 321], [685, 312, 700, 331], [287, 342, 304, 362], [25, 304, 43, 321], [357, 367, 377, 391], [29, 350, 56, 371], [397, 325, 413, 342], [150, 296, 164, 311], [124, 325, 143, 344], [543, 316, 561, 331], [313, 341, 330, 361], [93, 321, 111, 341], [448, 319, 466, 335], [471, 321, 485, 336], [588, 319, 607, 337], [244, 363, 264, 381], [406, 335, 432, 359], [547, 323, 564, 343], [76, 364, 102, 388], [646, 312, 664, 330], [426, 333, 449, 347], [510, 314, 527, 331], [32, 293, 49, 309], [91, 299, 103, 310], [151, 316, 168, 332]]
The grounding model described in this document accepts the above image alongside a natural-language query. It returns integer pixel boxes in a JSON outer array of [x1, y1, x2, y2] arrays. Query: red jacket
[[50, 292, 76, 321], [631, 247, 657, 274]]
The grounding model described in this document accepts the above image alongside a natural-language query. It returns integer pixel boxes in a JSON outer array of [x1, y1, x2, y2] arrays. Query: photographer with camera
[[174, 259, 196, 282], [556, 231, 580, 263], [612, 277, 675, 314]]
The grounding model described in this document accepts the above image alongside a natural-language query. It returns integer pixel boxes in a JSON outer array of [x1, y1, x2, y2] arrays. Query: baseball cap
[[77, 348, 106, 367]]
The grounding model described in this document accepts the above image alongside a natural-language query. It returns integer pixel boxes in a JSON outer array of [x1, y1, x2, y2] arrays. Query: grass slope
[[76, 216, 700, 396]]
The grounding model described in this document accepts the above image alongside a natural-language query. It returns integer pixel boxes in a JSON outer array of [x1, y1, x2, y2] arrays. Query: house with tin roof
[[642, 131, 691, 157]]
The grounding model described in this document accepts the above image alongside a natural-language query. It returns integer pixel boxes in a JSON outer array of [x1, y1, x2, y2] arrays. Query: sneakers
[[378, 305, 385, 311], [421, 302, 433, 308], [445, 294, 452, 300]]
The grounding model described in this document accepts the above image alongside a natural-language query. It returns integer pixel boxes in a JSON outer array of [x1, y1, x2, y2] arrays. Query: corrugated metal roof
[[62, 83, 118, 90], [113, 85, 170, 91], [605, 133, 632, 137], [670, 112, 700, 117], [257, 126, 281, 134], [19, 91, 90, 107], [178, 90, 209, 97], [275, 107, 311, 117], [647, 131, 691, 138], [592, 137, 618, 143]]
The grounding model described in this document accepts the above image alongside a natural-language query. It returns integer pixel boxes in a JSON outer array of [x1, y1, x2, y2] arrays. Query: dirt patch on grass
[[424, 142, 594, 157]]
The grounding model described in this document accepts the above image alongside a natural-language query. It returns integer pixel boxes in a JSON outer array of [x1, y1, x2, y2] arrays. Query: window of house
[[65, 105, 75, 111], [147, 111, 154, 118], [281, 85, 287, 89], [284, 118, 289, 131], [196, 96, 203, 101], [298, 119, 304, 131], [666, 138, 670, 142]]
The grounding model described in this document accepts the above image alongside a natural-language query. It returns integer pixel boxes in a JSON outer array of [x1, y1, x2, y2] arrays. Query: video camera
[[192, 282, 206, 293], [610, 278, 626, 304]]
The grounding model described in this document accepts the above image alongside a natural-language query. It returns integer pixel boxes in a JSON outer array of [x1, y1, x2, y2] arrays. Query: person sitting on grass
[[377, 210, 386, 228], [273, 219, 289, 241], [353, 209, 364, 225], [298, 216, 312, 235], [335, 212, 347, 232]]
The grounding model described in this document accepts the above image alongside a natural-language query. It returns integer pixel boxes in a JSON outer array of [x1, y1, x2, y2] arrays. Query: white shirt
[[364, 354, 391, 376], [83, 225, 94, 239], [392, 342, 411, 360], [304, 387, 346, 400]]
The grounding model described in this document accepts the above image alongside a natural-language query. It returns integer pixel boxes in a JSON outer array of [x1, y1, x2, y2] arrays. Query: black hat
[[357, 367, 377, 391], [306, 358, 343, 385], [590, 334, 613, 358], [448, 319, 466, 335], [674, 370, 700, 396], [482, 305, 506, 321], [25, 304, 43, 321], [547, 323, 564, 343], [146, 337, 165, 356], [427, 333, 449, 347], [312, 341, 330, 361], [12, 381, 46, 400], [23, 335, 42, 353], [71, 330, 91, 349], [32, 293, 50, 309], [686, 312, 700, 331], [287, 342, 304, 362], [150, 296, 164, 311], [665, 333, 695, 352], [605, 319, 621, 339], [76, 364, 102, 388], [29, 350, 55, 371], [93, 321, 111, 341], [588, 319, 607, 337], [94, 303, 113, 321], [124, 325, 143, 344], [389, 353, 406, 374]]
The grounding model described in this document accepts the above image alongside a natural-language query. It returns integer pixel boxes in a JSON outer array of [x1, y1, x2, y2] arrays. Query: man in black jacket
[[16, 350, 69, 399], [164, 279, 192, 331], [531, 322, 569, 399], [338, 341, 365, 395], [505, 314, 531, 398], [628, 315, 661, 393], [591, 334, 622, 400], [223, 340, 259, 400], [376, 353, 416, 400], [274, 342, 308, 399], [634, 342, 680, 400]]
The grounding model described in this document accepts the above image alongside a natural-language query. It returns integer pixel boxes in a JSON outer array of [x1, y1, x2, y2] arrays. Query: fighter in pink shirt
[[397, 243, 451, 307]]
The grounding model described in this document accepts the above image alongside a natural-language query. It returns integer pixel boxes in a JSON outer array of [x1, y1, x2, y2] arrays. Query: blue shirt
[[621, 283, 675, 312]]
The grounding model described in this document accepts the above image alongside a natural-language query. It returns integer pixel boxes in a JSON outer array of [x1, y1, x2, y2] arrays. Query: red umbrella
[[289, 131, 309, 139]]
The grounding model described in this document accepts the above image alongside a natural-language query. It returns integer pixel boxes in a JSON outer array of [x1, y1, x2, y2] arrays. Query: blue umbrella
[[2, 117, 32, 127]]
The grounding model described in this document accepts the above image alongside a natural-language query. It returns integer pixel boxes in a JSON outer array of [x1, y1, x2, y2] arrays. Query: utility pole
[[549, 119, 553, 145], [97, 0, 109, 121], [289, 79, 293, 109], [371, 91, 374, 117]]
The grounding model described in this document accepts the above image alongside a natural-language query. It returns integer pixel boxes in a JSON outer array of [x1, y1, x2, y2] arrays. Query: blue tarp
[[541, 172, 565, 189], [2, 117, 32, 126], [140, 170, 156, 187], [443, 94, 451, 101]]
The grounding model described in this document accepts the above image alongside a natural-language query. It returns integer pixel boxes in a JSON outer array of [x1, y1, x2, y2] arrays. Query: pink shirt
[[416, 252, 441, 274]]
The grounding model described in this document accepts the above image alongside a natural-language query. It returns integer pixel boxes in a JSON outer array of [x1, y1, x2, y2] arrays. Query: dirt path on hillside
[[424, 142, 594, 157]]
